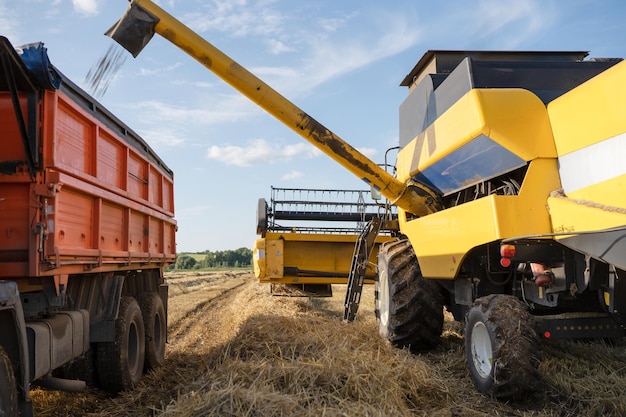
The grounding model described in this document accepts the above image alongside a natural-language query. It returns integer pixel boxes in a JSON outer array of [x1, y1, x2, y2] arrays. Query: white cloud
[[131, 94, 259, 127], [184, 0, 284, 38], [250, 10, 422, 97], [139, 62, 183, 77], [138, 127, 186, 147], [319, 15, 354, 33], [72, 0, 98, 16], [266, 39, 294, 55], [206, 139, 320, 167], [444, 0, 553, 49], [281, 170, 304, 181], [357, 147, 378, 160], [0, 2, 19, 41]]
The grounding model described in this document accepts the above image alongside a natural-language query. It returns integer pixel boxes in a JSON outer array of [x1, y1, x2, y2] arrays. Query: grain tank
[[0, 37, 175, 416], [108, 0, 626, 399]]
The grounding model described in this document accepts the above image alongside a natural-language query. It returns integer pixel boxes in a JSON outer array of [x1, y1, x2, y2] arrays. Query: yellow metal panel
[[548, 60, 626, 156], [396, 89, 555, 182], [548, 195, 626, 234], [400, 159, 560, 279], [265, 238, 284, 279], [566, 174, 626, 210], [252, 238, 265, 279], [256, 232, 391, 284], [476, 89, 556, 160], [396, 89, 485, 182]]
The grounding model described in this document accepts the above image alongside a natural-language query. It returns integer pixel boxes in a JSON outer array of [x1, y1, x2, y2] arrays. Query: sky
[[2, 0, 626, 252]]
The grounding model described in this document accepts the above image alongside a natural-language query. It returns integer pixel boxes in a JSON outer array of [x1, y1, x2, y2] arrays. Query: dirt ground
[[31, 270, 626, 416]]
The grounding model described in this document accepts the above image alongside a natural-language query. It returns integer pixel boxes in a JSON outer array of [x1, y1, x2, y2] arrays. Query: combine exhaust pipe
[[107, 0, 441, 216]]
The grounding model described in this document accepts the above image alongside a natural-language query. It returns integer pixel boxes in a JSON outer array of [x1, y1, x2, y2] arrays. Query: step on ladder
[[343, 216, 382, 321]]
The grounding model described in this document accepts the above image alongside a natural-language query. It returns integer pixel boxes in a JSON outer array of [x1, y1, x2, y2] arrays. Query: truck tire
[[465, 294, 540, 399], [375, 238, 444, 350], [139, 292, 166, 371], [0, 345, 18, 417], [97, 296, 146, 393]]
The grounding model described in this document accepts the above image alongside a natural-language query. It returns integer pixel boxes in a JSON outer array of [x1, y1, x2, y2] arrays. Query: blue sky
[[3, 0, 625, 252]]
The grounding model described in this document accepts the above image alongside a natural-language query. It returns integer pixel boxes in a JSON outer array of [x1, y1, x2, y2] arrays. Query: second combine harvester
[[108, 0, 626, 398]]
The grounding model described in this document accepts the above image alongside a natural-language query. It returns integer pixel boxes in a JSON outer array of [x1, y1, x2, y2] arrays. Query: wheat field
[[31, 271, 626, 416]]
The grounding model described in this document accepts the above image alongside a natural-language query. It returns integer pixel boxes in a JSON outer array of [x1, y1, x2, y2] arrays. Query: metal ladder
[[343, 216, 382, 321]]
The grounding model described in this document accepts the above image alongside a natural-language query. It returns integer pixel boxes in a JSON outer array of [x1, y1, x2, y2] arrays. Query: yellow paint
[[566, 175, 626, 210], [401, 159, 560, 279], [396, 88, 556, 182], [547, 196, 626, 234], [548, 60, 626, 156], [254, 232, 392, 284]]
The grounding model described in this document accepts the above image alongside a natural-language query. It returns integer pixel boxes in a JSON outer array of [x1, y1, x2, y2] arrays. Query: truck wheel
[[375, 238, 444, 350], [465, 294, 540, 399], [139, 292, 167, 371], [0, 346, 18, 417], [97, 296, 146, 393]]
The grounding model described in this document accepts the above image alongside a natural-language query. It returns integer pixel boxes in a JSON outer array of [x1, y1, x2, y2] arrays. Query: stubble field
[[32, 270, 626, 416]]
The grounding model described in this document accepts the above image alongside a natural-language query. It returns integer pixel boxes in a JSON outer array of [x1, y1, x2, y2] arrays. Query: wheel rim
[[128, 321, 140, 375], [154, 310, 165, 356], [471, 321, 493, 379], [378, 269, 390, 329]]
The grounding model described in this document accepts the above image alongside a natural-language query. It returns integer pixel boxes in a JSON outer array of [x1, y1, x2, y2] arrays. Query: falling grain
[[85, 43, 127, 99]]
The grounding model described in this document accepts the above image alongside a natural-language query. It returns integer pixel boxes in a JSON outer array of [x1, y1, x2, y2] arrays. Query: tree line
[[170, 247, 253, 270]]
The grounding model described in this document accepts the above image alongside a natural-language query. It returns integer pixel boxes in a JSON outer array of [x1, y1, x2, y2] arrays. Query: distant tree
[[175, 254, 197, 270], [202, 247, 252, 268]]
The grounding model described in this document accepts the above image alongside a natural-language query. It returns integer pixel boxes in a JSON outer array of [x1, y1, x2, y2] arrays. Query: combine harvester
[[254, 186, 396, 319], [108, 0, 626, 399], [0, 37, 175, 416]]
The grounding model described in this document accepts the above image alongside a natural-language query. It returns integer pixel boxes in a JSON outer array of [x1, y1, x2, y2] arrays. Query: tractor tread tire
[[376, 238, 444, 351], [465, 294, 541, 399]]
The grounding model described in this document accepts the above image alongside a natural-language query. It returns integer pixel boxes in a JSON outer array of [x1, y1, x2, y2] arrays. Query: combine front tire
[[0, 346, 18, 417], [465, 294, 540, 399], [140, 292, 167, 371], [97, 296, 146, 393], [375, 238, 444, 350]]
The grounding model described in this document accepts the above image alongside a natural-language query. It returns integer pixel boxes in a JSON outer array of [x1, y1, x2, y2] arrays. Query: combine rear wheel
[[0, 346, 18, 417], [97, 296, 146, 393], [375, 238, 444, 350], [140, 292, 167, 371], [465, 294, 540, 399]]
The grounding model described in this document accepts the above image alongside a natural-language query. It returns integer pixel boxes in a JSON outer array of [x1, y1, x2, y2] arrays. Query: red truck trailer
[[0, 37, 176, 416]]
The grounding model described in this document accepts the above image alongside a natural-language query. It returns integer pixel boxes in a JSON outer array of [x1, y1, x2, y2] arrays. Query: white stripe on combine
[[558, 131, 626, 194]]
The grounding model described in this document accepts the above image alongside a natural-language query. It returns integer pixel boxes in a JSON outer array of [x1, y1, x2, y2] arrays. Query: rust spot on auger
[[297, 113, 378, 177], [161, 30, 213, 68]]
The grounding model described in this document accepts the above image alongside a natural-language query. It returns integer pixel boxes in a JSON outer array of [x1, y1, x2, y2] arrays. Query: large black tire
[[97, 296, 146, 394], [465, 294, 541, 399], [0, 345, 18, 417], [256, 198, 268, 236], [139, 292, 167, 371], [375, 238, 444, 351]]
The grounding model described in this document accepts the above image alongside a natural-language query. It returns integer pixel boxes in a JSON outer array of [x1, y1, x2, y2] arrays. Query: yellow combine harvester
[[253, 187, 396, 305], [109, 0, 626, 399]]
